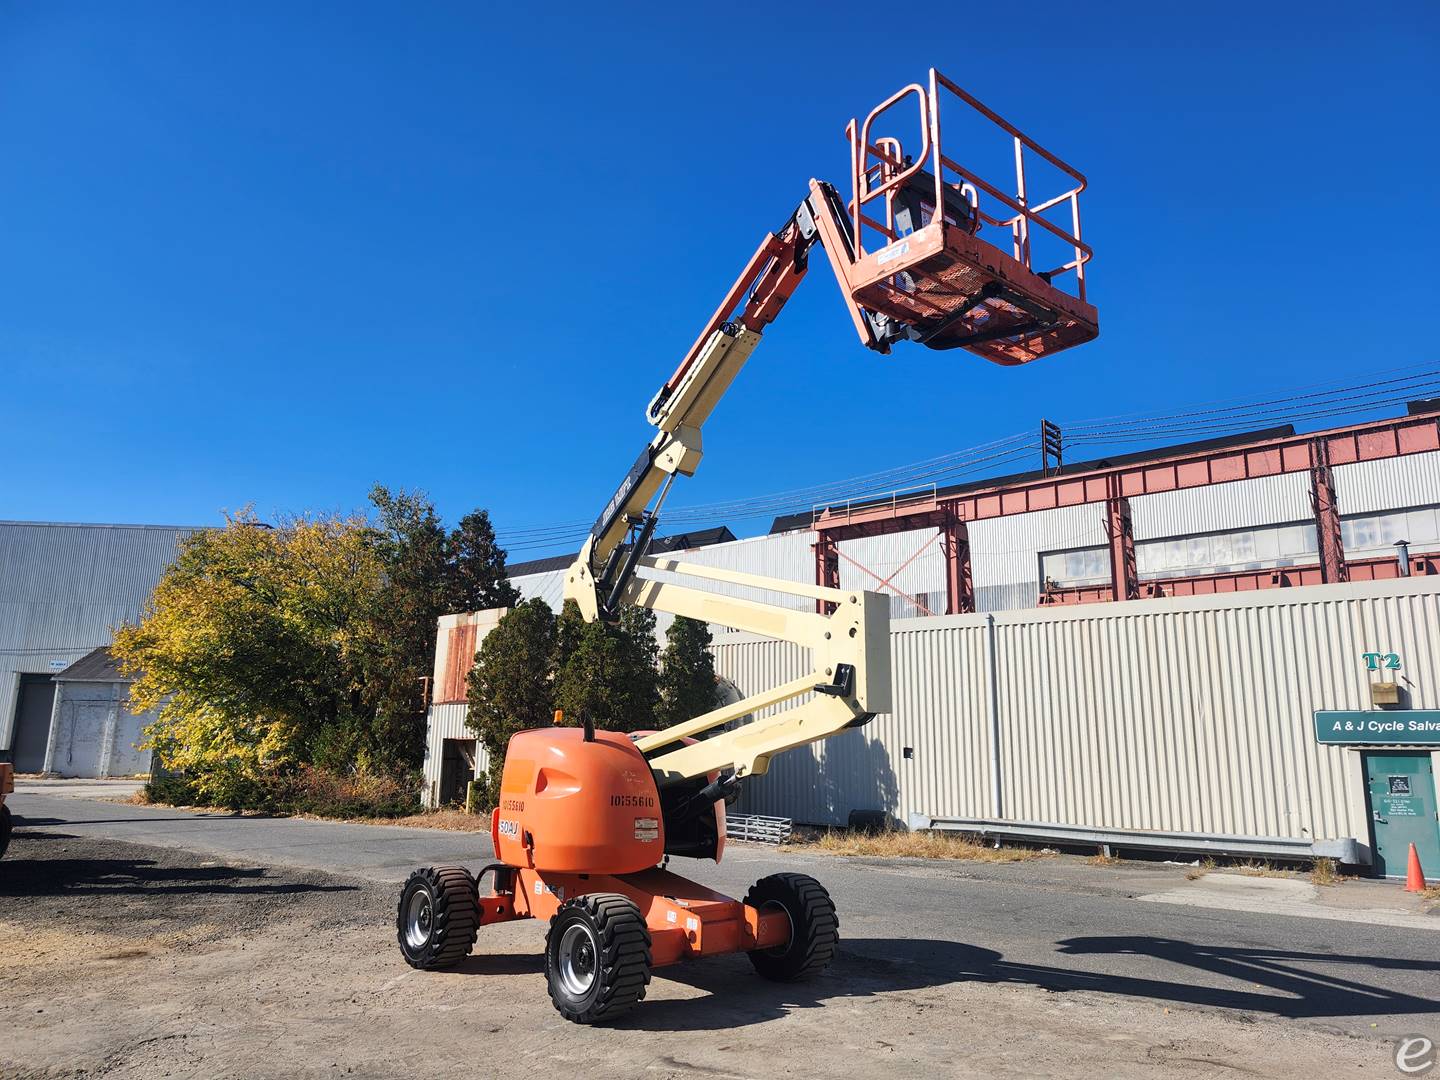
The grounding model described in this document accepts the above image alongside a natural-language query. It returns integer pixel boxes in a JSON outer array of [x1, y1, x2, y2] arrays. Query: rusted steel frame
[[813, 414, 1440, 537], [835, 550, 933, 616], [1308, 438, 1349, 584], [813, 534, 840, 615], [942, 513, 975, 614], [1105, 477, 1139, 602], [1042, 552, 1439, 607], [814, 505, 952, 543]]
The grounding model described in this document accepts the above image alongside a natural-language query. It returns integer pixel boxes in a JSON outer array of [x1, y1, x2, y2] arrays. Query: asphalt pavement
[[8, 783, 1440, 1040]]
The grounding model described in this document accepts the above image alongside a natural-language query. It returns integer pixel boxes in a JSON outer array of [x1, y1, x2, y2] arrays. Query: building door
[[439, 739, 477, 806], [56, 701, 108, 778], [1363, 752, 1440, 878], [11, 674, 56, 773]]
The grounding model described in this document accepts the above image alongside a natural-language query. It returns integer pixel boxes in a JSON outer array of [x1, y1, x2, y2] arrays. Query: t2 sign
[[1362, 652, 1401, 671]]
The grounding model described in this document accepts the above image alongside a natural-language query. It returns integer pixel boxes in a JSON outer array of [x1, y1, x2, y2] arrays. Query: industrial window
[[1040, 505, 1440, 589]]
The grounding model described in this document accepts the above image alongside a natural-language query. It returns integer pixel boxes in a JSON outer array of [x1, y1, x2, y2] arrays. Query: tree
[[365, 488, 523, 772], [366, 485, 453, 772], [447, 510, 521, 612], [553, 598, 587, 673], [656, 616, 721, 729], [465, 598, 560, 804], [554, 605, 660, 731], [113, 509, 387, 806]]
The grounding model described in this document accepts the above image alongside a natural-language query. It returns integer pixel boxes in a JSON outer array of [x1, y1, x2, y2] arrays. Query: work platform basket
[[831, 69, 1097, 364]]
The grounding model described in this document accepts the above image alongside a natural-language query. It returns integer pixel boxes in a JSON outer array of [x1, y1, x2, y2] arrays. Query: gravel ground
[[0, 826, 1422, 1079]]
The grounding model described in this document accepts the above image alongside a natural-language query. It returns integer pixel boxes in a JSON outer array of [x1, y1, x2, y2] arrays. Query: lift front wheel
[[396, 865, 479, 970], [744, 873, 838, 982], [544, 893, 652, 1024]]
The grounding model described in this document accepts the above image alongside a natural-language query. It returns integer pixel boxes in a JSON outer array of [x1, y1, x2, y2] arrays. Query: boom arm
[[558, 68, 1096, 790], [562, 180, 895, 787]]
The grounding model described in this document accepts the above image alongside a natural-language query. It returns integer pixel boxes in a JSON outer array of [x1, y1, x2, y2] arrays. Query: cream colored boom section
[[571, 326, 762, 621], [608, 559, 892, 785]]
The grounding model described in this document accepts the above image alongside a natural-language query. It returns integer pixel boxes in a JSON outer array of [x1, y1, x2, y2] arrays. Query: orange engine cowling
[[493, 728, 664, 874]]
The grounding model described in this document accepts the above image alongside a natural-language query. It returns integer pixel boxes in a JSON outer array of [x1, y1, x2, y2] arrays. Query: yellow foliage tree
[[113, 509, 387, 805]]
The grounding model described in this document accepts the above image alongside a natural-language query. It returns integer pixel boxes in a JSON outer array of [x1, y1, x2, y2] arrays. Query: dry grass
[[792, 829, 1047, 863], [1232, 860, 1290, 879], [364, 809, 488, 832], [1185, 857, 1217, 881], [1419, 885, 1440, 903], [1310, 858, 1342, 887], [1088, 852, 1120, 866]]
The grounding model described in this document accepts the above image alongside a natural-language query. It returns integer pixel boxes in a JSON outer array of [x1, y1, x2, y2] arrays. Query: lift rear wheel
[[0, 804, 11, 859], [744, 872, 838, 982], [544, 893, 651, 1024], [396, 865, 479, 970]]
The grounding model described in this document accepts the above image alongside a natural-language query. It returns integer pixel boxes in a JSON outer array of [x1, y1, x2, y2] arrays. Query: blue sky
[[3, 2, 1437, 557]]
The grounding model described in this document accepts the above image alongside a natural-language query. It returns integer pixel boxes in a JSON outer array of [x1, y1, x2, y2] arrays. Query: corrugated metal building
[[505, 448, 1440, 620], [718, 576, 1437, 862], [419, 423, 1440, 869], [46, 647, 158, 777], [0, 522, 196, 773]]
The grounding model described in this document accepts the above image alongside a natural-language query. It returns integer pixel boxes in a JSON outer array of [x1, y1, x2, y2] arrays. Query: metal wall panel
[[420, 702, 491, 808], [712, 577, 1440, 846], [1333, 450, 1440, 516], [1131, 473, 1312, 540], [0, 523, 196, 753]]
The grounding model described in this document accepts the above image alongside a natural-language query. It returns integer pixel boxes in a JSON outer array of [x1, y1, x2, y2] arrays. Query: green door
[[1363, 752, 1440, 878]]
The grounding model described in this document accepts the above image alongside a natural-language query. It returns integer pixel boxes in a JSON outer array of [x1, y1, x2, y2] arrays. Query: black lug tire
[[544, 893, 651, 1024], [744, 872, 838, 982], [0, 804, 10, 859], [396, 865, 480, 970]]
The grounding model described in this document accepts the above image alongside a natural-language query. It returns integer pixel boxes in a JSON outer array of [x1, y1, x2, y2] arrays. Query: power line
[[495, 365, 1440, 558]]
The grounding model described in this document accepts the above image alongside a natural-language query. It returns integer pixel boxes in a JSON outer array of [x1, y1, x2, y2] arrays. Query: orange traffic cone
[[1404, 843, 1428, 893]]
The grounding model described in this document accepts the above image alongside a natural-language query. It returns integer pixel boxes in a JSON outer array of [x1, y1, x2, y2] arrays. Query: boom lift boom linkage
[[395, 68, 1097, 1024]]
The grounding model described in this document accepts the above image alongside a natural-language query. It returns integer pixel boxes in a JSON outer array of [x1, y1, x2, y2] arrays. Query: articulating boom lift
[[397, 69, 1097, 1023]]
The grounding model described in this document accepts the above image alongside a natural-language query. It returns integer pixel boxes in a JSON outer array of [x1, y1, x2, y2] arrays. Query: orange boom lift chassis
[[396, 69, 1097, 1024]]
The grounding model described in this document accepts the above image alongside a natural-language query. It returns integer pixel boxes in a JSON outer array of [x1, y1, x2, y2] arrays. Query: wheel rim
[[758, 900, 794, 956], [557, 922, 598, 997], [404, 887, 434, 950]]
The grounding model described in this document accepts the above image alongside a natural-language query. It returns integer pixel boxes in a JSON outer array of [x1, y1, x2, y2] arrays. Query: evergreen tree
[[447, 509, 521, 612], [366, 485, 456, 772], [554, 605, 660, 731], [657, 616, 720, 729], [465, 598, 559, 805]]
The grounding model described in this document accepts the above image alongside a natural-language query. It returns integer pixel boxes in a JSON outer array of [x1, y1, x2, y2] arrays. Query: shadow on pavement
[[454, 953, 547, 977], [1048, 935, 1440, 1020], [0, 854, 356, 898], [606, 933, 1440, 1031], [17, 815, 218, 827]]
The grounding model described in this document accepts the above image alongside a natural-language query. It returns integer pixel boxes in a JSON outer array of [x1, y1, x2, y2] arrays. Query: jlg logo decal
[[497, 819, 520, 839], [611, 794, 655, 807]]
